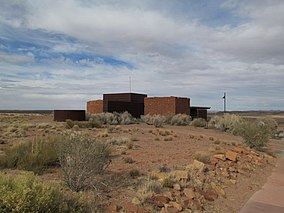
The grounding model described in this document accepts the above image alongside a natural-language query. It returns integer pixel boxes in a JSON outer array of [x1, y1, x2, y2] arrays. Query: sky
[[0, 0, 283, 111]]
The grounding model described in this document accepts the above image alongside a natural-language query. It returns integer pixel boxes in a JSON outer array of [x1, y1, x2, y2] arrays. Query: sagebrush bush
[[87, 112, 136, 125], [66, 119, 102, 129], [107, 136, 130, 145], [0, 172, 88, 212], [170, 114, 191, 126], [238, 119, 277, 149], [141, 114, 165, 127], [208, 114, 243, 134], [141, 113, 191, 127], [0, 135, 60, 174], [55, 133, 111, 192], [191, 118, 207, 127]]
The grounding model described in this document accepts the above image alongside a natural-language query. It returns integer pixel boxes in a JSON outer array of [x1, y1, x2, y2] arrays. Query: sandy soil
[[1, 113, 283, 212]]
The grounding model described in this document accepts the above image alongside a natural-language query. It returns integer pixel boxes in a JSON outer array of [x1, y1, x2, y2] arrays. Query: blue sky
[[0, 0, 284, 111]]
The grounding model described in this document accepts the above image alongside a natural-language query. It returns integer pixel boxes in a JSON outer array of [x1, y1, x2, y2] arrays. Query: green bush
[[0, 172, 88, 212], [191, 118, 207, 127], [238, 119, 277, 149], [55, 133, 111, 192], [0, 135, 60, 174]]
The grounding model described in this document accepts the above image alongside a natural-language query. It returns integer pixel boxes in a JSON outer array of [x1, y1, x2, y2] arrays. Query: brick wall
[[87, 100, 103, 114], [144, 97, 175, 115]]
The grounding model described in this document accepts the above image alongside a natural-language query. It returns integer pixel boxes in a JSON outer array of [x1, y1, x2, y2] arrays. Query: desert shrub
[[107, 137, 130, 145], [124, 157, 134, 164], [0, 172, 88, 212], [88, 112, 136, 125], [0, 135, 60, 174], [208, 114, 243, 134], [129, 169, 141, 178], [194, 151, 211, 164], [55, 133, 111, 192], [66, 119, 101, 129], [141, 114, 191, 127], [141, 114, 166, 127], [238, 119, 277, 149], [191, 118, 207, 127], [170, 114, 191, 126]]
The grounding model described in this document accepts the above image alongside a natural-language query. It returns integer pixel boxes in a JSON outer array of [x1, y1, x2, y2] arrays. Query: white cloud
[[0, 53, 34, 63], [0, 0, 284, 110]]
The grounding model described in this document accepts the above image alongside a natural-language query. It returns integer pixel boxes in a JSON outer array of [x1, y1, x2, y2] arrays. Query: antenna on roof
[[129, 76, 132, 93], [222, 92, 226, 113]]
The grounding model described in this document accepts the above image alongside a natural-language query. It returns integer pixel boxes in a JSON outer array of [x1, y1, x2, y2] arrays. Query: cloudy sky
[[0, 0, 283, 111]]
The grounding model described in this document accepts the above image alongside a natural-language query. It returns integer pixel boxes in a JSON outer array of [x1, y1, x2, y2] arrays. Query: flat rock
[[214, 154, 225, 161], [174, 170, 189, 180], [184, 188, 195, 200], [192, 160, 205, 172], [211, 182, 226, 198], [225, 150, 238, 161]]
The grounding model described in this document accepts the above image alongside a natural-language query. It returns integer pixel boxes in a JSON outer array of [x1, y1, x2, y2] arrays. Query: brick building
[[87, 100, 103, 114], [144, 96, 190, 115]]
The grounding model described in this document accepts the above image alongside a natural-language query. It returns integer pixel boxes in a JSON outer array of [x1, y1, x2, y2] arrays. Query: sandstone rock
[[211, 182, 226, 198], [184, 188, 195, 200], [192, 160, 205, 172], [123, 202, 138, 212], [213, 154, 225, 161], [132, 197, 141, 205], [173, 183, 181, 191], [137, 208, 149, 213], [174, 170, 189, 180], [193, 199, 201, 210], [228, 166, 236, 172], [153, 195, 170, 208], [225, 151, 238, 161], [170, 201, 183, 211], [202, 190, 218, 201], [232, 147, 246, 153], [165, 206, 179, 213], [151, 171, 169, 181], [109, 204, 120, 213], [230, 179, 237, 184]]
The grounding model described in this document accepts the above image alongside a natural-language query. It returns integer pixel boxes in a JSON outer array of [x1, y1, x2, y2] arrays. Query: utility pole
[[222, 92, 226, 113]]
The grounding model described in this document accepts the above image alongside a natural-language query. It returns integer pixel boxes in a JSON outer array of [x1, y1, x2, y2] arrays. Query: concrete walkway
[[240, 156, 284, 213]]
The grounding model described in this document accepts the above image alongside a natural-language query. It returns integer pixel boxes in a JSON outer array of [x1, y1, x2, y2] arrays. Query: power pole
[[222, 92, 226, 113]]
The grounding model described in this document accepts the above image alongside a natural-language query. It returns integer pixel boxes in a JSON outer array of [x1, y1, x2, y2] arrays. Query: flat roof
[[103, 92, 147, 96], [191, 106, 211, 109]]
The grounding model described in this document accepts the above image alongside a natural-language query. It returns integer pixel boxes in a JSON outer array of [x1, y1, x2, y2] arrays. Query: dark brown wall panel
[[175, 97, 190, 115], [197, 109, 208, 120], [54, 110, 85, 122]]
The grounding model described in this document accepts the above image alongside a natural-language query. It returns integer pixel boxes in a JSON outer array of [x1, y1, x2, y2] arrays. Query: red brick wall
[[87, 100, 103, 114], [175, 97, 190, 115], [144, 97, 176, 115]]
